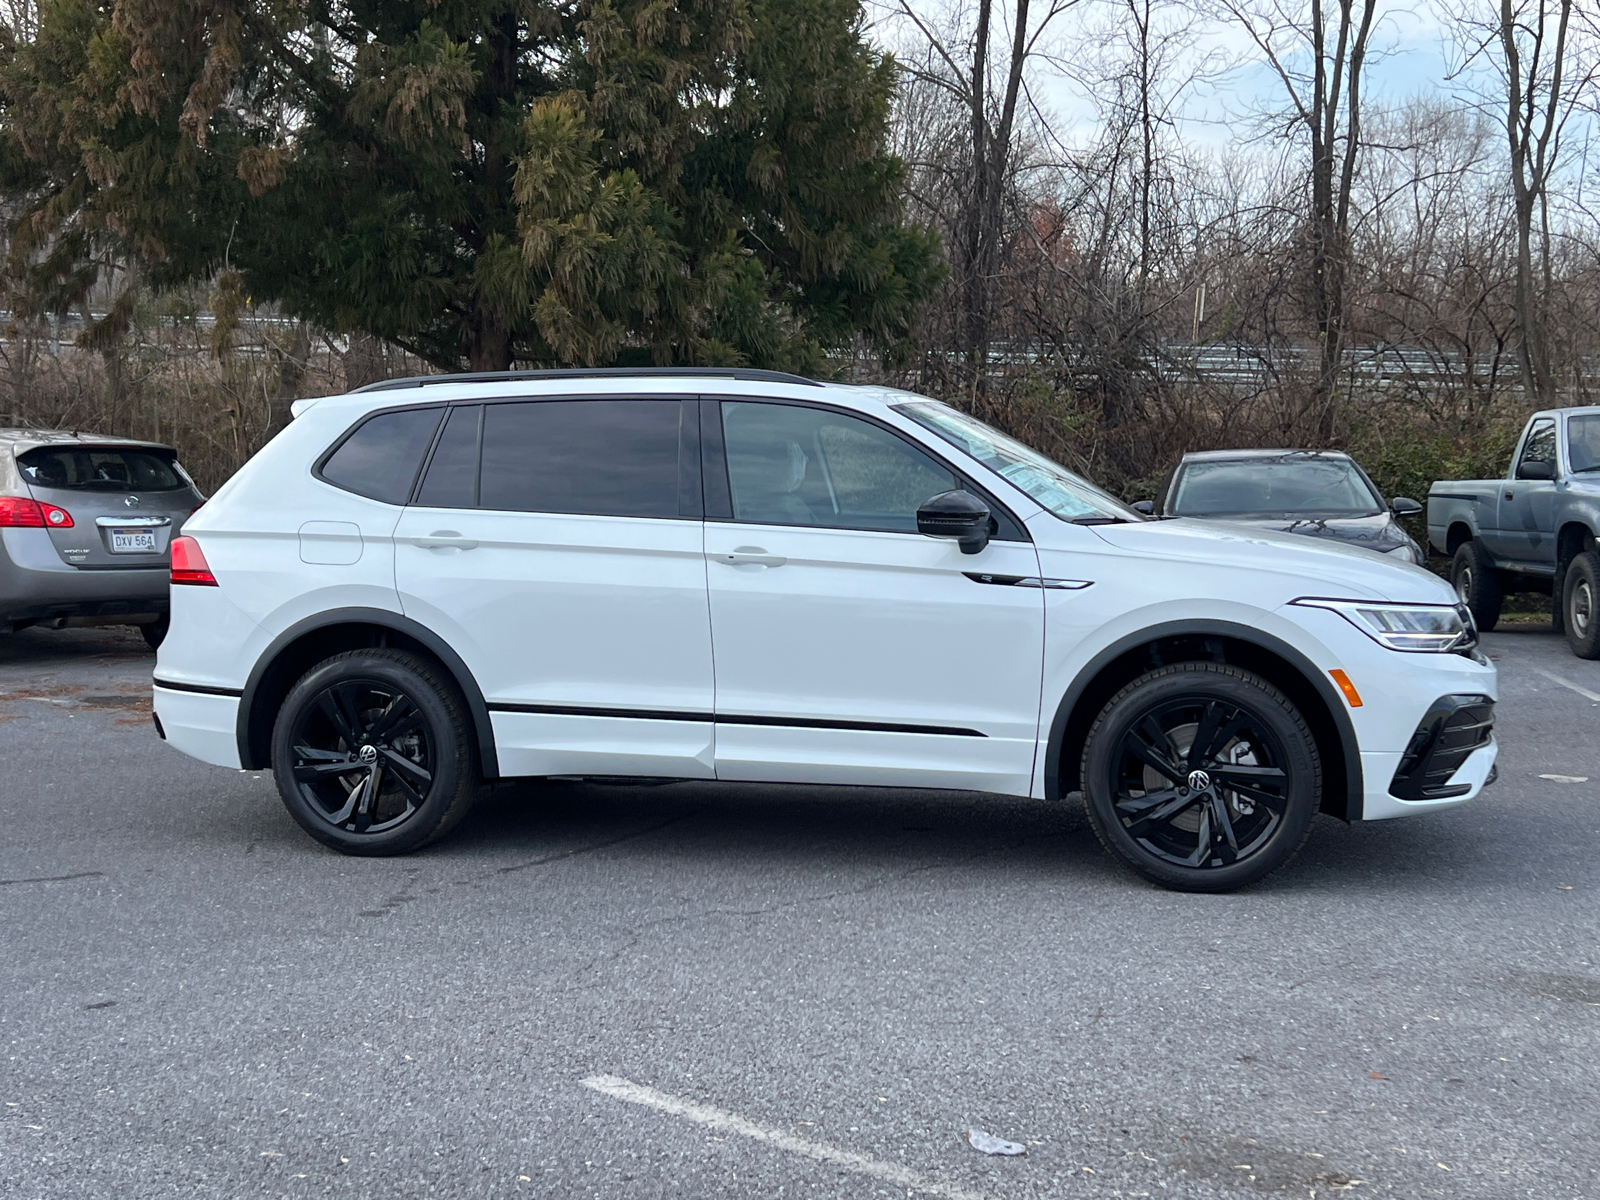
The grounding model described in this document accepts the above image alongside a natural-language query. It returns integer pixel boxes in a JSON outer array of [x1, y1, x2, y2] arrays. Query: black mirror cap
[[1130, 499, 1156, 516], [1390, 496, 1423, 517], [1517, 460, 1555, 481], [917, 489, 992, 555]]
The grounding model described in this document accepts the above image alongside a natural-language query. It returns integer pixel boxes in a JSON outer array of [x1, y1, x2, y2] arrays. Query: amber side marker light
[[170, 535, 218, 586], [1329, 668, 1363, 708]]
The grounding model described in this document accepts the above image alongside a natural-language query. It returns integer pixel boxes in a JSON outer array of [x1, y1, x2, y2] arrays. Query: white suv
[[153, 370, 1497, 891]]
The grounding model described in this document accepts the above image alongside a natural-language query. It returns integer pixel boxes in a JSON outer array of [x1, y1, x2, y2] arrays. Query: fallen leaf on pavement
[[967, 1129, 1026, 1156], [1368, 1071, 1388, 1080]]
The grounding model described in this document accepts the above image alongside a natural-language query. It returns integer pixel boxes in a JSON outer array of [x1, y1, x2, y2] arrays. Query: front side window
[[894, 400, 1137, 523], [477, 399, 683, 518], [19, 446, 187, 492], [319, 407, 444, 504], [1518, 418, 1557, 474], [1568, 414, 1600, 475], [721, 402, 956, 532], [1170, 457, 1383, 518]]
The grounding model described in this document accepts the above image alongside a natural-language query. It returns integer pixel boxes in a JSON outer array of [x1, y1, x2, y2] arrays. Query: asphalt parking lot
[[2, 623, 1596, 1199]]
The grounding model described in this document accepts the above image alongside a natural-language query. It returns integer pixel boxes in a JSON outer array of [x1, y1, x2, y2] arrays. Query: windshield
[[1569, 414, 1600, 473], [894, 401, 1139, 523], [1170, 457, 1382, 518]]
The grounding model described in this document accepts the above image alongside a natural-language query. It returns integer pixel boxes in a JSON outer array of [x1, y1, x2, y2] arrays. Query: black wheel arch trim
[[1042, 619, 1363, 819], [236, 607, 499, 778]]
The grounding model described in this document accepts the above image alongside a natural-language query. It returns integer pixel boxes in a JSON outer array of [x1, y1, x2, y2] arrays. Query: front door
[[393, 396, 716, 779], [1494, 417, 1558, 565], [702, 399, 1045, 796]]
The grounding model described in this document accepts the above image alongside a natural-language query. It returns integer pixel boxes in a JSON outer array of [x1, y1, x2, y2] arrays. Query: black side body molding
[[489, 701, 985, 738], [236, 607, 500, 778], [1042, 619, 1365, 818]]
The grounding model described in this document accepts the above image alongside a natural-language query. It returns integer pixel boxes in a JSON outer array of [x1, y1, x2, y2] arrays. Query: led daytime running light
[[1292, 598, 1474, 653]]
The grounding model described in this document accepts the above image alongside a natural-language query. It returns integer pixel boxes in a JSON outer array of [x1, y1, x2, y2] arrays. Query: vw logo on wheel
[[358, 744, 379, 765], [1187, 769, 1212, 792]]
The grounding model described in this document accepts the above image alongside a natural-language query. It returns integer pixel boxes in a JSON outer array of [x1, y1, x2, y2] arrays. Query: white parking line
[[581, 1074, 992, 1200], [1531, 666, 1600, 703]]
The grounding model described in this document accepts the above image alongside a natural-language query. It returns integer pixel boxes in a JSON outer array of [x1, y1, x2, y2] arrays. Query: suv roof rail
[[350, 367, 824, 393]]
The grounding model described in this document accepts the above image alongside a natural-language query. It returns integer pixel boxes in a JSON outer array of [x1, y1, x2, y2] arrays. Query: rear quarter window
[[319, 407, 444, 504], [19, 447, 186, 492]]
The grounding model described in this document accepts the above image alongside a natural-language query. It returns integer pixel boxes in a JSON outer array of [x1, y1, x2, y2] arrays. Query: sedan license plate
[[110, 529, 157, 553]]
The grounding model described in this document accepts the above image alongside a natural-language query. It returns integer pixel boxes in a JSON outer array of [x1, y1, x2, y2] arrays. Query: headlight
[[1291, 598, 1476, 652]]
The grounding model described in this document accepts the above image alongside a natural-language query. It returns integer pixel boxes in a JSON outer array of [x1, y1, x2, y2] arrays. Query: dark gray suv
[[1, 429, 204, 648]]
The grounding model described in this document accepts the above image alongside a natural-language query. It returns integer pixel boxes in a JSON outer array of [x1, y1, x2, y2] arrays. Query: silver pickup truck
[[1428, 406, 1600, 658]]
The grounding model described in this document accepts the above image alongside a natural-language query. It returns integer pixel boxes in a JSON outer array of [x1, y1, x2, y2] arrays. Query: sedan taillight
[[0, 497, 73, 527], [170, 536, 218, 586]]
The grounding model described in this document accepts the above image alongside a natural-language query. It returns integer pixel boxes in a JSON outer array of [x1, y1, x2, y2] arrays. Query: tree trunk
[[270, 320, 311, 431], [342, 332, 387, 389]]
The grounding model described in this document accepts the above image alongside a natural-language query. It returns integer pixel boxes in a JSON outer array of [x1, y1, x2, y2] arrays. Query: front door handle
[[1503, 490, 1515, 502], [715, 547, 786, 568], [412, 531, 479, 551]]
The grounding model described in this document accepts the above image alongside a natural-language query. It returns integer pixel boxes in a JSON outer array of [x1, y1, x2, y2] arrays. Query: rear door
[[702, 398, 1045, 796], [393, 396, 716, 780], [16, 443, 200, 569], [1494, 417, 1558, 565]]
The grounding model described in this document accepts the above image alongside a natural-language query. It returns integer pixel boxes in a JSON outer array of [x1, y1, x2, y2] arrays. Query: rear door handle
[[412, 531, 479, 551], [1503, 490, 1515, 502], [715, 548, 786, 568]]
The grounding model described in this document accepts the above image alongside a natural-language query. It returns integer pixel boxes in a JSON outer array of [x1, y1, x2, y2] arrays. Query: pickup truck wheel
[[1451, 542, 1503, 632], [1562, 551, 1600, 659], [1081, 663, 1320, 893]]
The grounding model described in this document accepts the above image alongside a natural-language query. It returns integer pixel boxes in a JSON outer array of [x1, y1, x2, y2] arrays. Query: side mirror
[[1390, 496, 1423, 517], [917, 490, 991, 555], [1517, 460, 1555, 481], [1130, 499, 1156, 516]]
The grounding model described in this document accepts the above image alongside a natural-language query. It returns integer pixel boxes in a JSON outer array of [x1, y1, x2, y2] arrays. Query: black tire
[[271, 649, 480, 856], [1081, 663, 1321, 893], [1562, 550, 1600, 659], [140, 615, 169, 651], [1451, 541, 1503, 632]]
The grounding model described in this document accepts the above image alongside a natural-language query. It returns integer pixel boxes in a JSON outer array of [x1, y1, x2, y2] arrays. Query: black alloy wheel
[[1082, 663, 1320, 892], [271, 649, 479, 855]]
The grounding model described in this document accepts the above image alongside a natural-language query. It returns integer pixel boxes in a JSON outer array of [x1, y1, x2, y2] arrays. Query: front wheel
[[271, 649, 480, 855], [1451, 541, 1503, 632], [1081, 663, 1321, 892], [1562, 550, 1600, 659]]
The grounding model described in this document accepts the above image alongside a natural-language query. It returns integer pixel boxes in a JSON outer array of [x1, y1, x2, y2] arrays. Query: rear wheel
[[1081, 663, 1321, 893], [1451, 541, 1503, 632], [1562, 551, 1600, 659], [271, 649, 480, 855], [140, 615, 169, 651]]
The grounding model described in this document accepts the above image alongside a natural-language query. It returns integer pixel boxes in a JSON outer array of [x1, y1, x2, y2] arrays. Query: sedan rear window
[[1171, 458, 1382, 517], [319, 407, 444, 504], [19, 446, 187, 492]]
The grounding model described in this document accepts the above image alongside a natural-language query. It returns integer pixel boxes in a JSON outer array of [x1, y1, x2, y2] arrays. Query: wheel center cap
[[1187, 769, 1212, 792], [359, 744, 379, 765]]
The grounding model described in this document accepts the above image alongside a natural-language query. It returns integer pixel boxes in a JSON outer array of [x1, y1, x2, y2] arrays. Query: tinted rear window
[[320, 407, 443, 504], [478, 400, 682, 518], [19, 447, 186, 492], [415, 405, 482, 508]]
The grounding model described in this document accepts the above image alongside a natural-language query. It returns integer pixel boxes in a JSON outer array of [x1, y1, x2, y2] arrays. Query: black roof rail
[[351, 367, 823, 394]]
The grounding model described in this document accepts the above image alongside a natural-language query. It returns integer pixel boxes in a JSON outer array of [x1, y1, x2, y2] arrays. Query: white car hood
[[1085, 518, 1456, 604]]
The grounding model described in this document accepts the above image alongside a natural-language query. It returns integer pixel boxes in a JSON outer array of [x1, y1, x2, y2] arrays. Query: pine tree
[[0, 0, 943, 373]]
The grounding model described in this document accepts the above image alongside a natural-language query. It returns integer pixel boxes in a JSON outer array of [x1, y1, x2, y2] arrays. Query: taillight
[[0, 497, 73, 527], [170, 536, 218, 586]]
